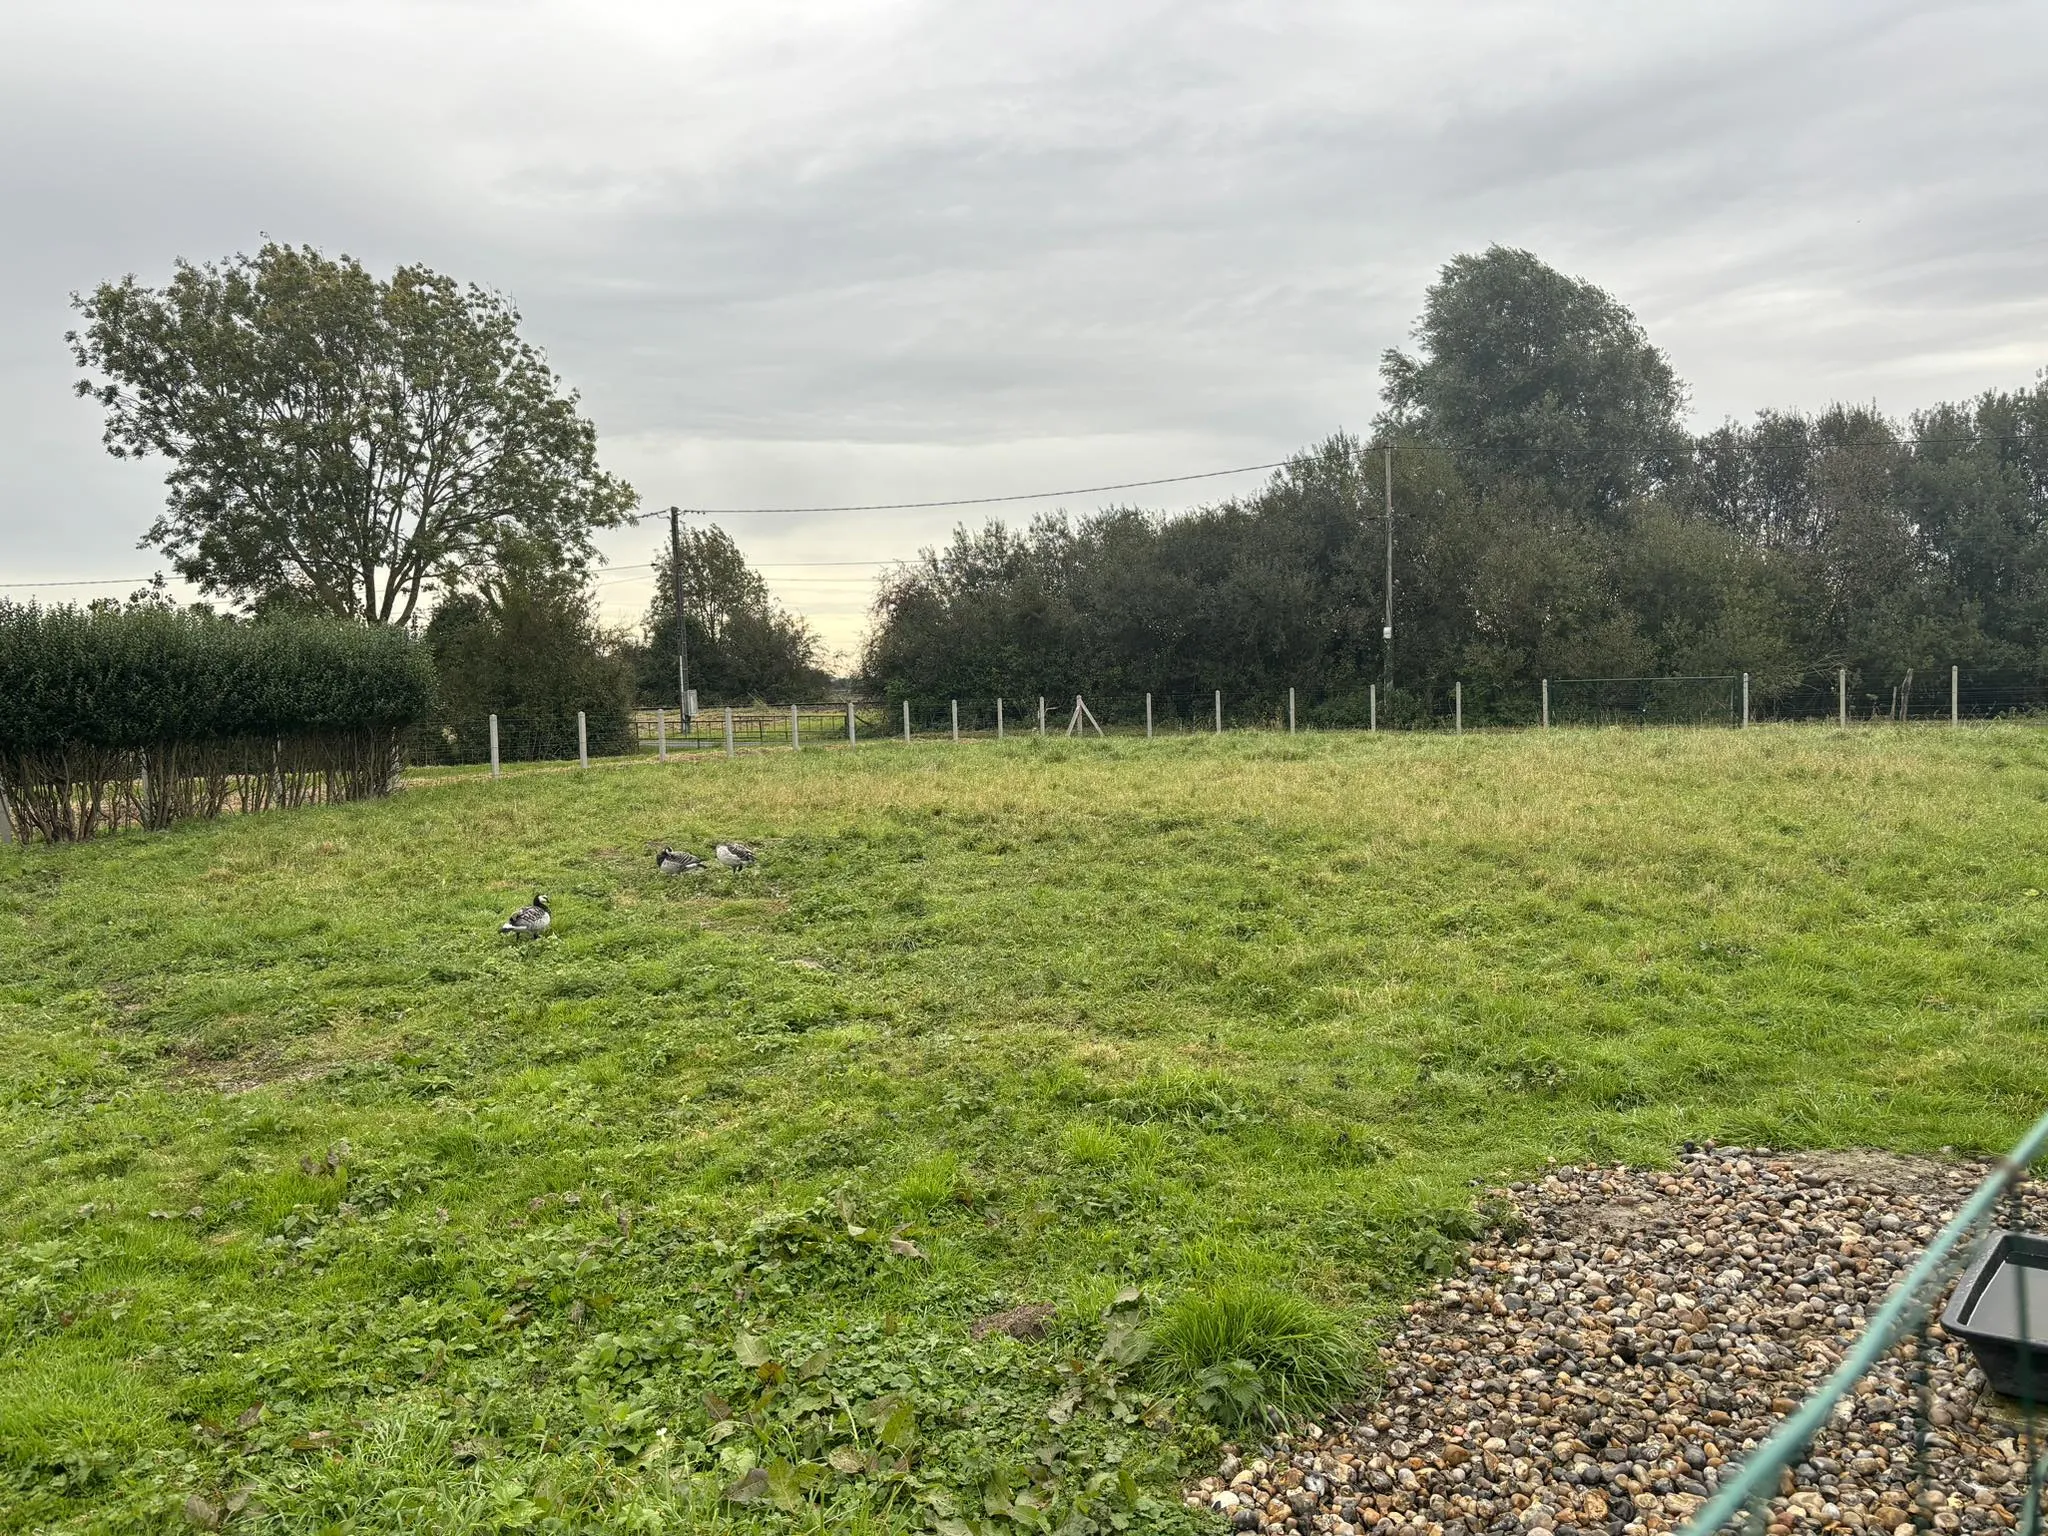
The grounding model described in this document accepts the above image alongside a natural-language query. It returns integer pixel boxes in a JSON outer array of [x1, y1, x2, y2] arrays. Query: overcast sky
[[4, 0, 2045, 664]]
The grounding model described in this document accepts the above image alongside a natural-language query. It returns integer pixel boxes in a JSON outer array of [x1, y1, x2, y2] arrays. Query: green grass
[[1147, 1281, 1364, 1432], [4, 726, 2047, 1533]]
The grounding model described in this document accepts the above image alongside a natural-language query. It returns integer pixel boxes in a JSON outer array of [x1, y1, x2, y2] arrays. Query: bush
[[417, 585, 634, 765], [1148, 1281, 1366, 1431], [0, 603, 434, 840]]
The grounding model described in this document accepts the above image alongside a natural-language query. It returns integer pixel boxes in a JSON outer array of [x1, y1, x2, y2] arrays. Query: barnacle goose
[[499, 893, 552, 937]]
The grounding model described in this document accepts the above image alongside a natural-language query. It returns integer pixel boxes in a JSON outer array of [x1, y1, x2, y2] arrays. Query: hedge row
[[0, 604, 436, 841], [0, 603, 434, 749]]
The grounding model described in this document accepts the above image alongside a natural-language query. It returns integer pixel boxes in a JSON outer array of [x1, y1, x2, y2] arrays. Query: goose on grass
[[714, 841, 757, 872], [499, 893, 551, 937], [656, 846, 706, 875]]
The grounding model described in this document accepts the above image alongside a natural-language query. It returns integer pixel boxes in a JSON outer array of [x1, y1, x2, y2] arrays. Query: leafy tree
[[69, 241, 637, 624], [422, 565, 634, 762], [638, 525, 830, 704], [1381, 246, 1689, 516]]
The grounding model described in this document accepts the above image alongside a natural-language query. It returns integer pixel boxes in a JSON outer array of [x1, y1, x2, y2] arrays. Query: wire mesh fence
[[1681, 1108, 2048, 1536], [395, 667, 2048, 771]]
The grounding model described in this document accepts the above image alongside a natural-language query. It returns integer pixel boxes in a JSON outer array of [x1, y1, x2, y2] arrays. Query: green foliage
[[3, 729, 2048, 1530], [0, 603, 432, 750], [421, 575, 635, 763], [1381, 243, 1691, 515], [68, 241, 637, 623], [0, 603, 434, 839], [863, 251, 2048, 711], [1148, 1282, 1365, 1431], [638, 524, 831, 706]]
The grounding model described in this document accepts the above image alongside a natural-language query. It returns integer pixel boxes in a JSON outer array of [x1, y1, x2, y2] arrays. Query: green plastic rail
[[1683, 1106, 2048, 1536]]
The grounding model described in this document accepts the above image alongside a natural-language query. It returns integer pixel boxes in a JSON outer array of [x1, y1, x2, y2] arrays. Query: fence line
[[389, 670, 2048, 774]]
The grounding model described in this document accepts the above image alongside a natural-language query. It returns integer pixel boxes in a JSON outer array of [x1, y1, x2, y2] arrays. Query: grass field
[[4, 727, 2047, 1534]]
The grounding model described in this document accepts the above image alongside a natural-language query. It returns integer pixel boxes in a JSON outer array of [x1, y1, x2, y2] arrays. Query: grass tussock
[[1149, 1282, 1367, 1431]]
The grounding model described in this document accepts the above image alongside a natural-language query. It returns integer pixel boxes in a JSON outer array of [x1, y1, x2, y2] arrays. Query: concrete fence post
[[1214, 690, 1223, 735], [847, 698, 857, 746], [0, 790, 13, 844], [1541, 679, 1550, 730], [489, 713, 501, 778], [1288, 687, 1296, 735], [1952, 665, 1960, 727], [902, 700, 911, 744], [1454, 682, 1463, 735], [1145, 692, 1153, 740], [951, 699, 960, 743], [577, 710, 588, 769], [1038, 696, 1046, 736], [1838, 667, 1847, 728], [1370, 684, 1377, 733], [997, 697, 1005, 739], [1741, 673, 1751, 728], [791, 704, 801, 751], [656, 707, 667, 762], [723, 706, 735, 759]]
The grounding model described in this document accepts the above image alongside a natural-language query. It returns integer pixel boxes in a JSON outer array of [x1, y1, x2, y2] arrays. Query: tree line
[[68, 242, 2048, 726], [862, 247, 2048, 715]]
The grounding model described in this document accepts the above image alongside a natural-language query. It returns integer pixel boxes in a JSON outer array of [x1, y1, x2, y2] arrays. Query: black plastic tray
[[1942, 1229, 2048, 1402]]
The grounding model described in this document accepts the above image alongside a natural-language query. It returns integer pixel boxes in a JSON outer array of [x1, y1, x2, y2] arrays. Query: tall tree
[[1381, 246, 1689, 516], [639, 525, 829, 703], [69, 242, 636, 624]]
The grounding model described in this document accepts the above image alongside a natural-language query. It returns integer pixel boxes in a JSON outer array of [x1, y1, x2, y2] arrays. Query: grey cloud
[[4, 0, 2044, 658]]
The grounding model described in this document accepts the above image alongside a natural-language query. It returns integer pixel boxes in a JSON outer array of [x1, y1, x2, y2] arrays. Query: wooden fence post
[[1145, 692, 1153, 740], [1038, 696, 1045, 736], [847, 698, 856, 746], [1952, 665, 1959, 727], [903, 700, 911, 744], [577, 711, 588, 769], [656, 707, 667, 762], [1838, 667, 1847, 728], [791, 704, 800, 751], [1288, 687, 1296, 734], [1741, 673, 1750, 728], [0, 789, 15, 844], [1214, 690, 1222, 735], [490, 713, 501, 778], [1454, 683, 1462, 735], [997, 697, 1005, 739], [1370, 684, 1377, 733], [723, 706, 735, 759], [951, 699, 959, 743], [1541, 679, 1549, 730]]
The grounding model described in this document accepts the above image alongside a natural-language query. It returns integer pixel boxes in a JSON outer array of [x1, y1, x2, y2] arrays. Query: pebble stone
[[1186, 1145, 2047, 1536]]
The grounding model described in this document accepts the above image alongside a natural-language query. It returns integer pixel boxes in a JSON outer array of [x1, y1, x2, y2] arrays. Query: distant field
[[4, 727, 2046, 1533]]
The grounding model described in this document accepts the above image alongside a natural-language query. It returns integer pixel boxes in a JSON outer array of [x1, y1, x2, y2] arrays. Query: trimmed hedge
[[0, 604, 435, 841]]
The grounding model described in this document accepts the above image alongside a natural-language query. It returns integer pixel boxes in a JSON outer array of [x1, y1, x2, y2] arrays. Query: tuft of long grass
[[1148, 1281, 1366, 1430]]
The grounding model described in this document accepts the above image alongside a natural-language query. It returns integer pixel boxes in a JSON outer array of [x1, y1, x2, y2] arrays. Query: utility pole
[[1382, 447, 1395, 697], [670, 507, 691, 724]]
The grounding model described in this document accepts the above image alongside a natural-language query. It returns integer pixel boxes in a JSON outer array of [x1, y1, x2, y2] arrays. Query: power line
[[633, 460, 1291, 520], [2, 576, 158, 588]]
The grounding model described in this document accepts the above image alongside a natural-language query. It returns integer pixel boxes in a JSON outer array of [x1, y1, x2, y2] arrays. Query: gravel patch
[[1191, 1144, 2047, 1536]]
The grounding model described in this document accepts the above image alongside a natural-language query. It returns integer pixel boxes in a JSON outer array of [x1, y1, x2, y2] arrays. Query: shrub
[[417, 585, 634, 764], [0, 603, 434, 840], [1148, 1281, 1365, 1431]]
